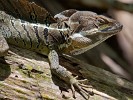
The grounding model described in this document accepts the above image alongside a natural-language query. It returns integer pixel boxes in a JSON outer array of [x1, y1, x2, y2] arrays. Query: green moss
[[15, 89, 27, 95], [25, 65, 33, 70], [18, 96, 29, 100], [41, 94, 55, 100], [0, 82, 6, 87]]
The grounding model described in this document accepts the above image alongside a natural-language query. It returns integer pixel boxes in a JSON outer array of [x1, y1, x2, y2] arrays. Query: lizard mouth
[[98, 21, 123, 34]]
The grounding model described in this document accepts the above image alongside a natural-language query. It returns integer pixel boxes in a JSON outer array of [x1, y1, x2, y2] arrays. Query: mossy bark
[[0, 45, 133, 100]]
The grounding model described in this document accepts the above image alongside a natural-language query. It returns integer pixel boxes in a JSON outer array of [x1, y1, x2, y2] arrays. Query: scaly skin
[[0, 11, 70, 55], [0, 10, 122, 99]]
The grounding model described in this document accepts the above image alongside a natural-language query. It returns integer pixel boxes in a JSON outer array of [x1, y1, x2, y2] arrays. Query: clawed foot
[[69, 76, 94, 100]]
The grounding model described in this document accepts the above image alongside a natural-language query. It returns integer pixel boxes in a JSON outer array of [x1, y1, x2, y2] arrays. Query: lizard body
[[0, 9, 122, 99], [0, 11, 70, 56]]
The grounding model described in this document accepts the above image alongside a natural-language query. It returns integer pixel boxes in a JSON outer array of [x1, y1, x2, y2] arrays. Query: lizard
[[0, 9, 122, 99]]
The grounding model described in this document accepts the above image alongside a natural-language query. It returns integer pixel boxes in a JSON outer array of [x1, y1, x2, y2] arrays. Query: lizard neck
[[46, 23, 71, 51]]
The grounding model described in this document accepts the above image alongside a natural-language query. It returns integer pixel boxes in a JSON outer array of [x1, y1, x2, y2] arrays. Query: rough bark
[[0, 45, 133, 100]]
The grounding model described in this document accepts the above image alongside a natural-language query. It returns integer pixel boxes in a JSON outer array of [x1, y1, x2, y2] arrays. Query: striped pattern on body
[[0, 11, 69, 55]]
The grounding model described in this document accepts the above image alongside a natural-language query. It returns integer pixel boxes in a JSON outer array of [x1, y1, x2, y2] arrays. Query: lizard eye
[[96, 18, 106, 25]]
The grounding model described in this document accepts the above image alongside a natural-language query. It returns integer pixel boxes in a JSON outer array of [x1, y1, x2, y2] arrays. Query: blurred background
[[0, 0, 133, 80]]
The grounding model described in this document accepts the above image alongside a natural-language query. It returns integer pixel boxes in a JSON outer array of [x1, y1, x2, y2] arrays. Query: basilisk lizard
[[0, 9, 122, 99]]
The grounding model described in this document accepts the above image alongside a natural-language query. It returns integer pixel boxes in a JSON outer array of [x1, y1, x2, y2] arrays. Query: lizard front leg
[[48, 49, 91, 99], [0, 34, 9, 57]]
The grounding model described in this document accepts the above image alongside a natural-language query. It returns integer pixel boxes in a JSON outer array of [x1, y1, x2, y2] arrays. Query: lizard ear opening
[[64, 22, 69, 28], [64, 22, 70, 28]]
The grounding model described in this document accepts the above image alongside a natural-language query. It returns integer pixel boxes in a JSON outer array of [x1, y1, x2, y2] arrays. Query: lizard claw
[[64, 76, 116, 100], [70, 77, 94, 100]]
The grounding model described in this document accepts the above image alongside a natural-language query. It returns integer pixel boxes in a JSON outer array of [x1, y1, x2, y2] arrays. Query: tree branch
[[0, 45, 133, 100]]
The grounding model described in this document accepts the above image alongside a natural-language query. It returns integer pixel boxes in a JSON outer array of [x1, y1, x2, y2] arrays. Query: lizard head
[[55, 10, 122, 55]]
